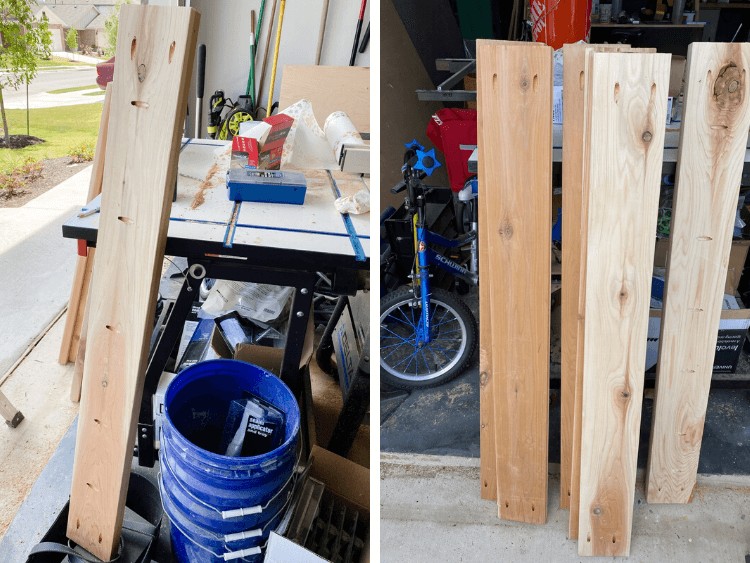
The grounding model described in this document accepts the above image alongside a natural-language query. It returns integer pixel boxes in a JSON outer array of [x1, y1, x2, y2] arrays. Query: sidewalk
[[50, 51, 104, 65], [381, 452, 750, 562], [0, 165, 92, 377]]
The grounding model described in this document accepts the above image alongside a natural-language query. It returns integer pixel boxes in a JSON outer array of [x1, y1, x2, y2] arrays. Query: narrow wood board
[[577, 51, 670, 557], [563, 44, 656, 533], [66, 6, 200, 560], [69, 84, 112, 401], [478, 107, 496, 500], [0, 389, 21, 424], [70, 248, 95, 403], [476, 39, 552, 524], [646, 43, 750, 504], [58, 84, 113, 365], [279, 65, 370, 132]]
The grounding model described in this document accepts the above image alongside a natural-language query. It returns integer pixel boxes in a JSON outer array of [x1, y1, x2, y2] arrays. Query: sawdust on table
[[190, 161, 222, 209]]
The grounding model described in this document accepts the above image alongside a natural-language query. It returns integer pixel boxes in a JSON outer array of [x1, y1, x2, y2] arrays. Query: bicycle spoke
[[381, 325, 412, 344]]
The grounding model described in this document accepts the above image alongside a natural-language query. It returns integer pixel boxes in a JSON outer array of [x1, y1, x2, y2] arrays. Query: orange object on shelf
[[530, 0, 591, 50]]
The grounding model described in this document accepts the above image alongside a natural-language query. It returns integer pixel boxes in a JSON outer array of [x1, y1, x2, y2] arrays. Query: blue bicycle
[[380, 142, 478, 389]]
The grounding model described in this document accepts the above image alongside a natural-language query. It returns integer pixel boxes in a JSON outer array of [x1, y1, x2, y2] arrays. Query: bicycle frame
[[412, 194, 478, 345]]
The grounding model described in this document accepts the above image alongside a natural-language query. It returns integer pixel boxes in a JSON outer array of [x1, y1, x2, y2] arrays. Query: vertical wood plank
[[646, 43, 750, 504], [564, 44, 655, 536], [478, 145, 496, 500], [477, 39, 552, 524], [66, 6, 200, 560], [577, 51, 669, 557], [59, 84, 113, 365]]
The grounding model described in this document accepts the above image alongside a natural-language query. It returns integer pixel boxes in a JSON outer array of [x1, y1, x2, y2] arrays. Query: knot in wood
[[713, 63, 743, 108], [520, 76, 530, 91], [642, 131, 653, 143], [498, 221, 513, 240], [592, 507, 602, 515], [480, 371, 489, 386], [137, 64, 147, 83]]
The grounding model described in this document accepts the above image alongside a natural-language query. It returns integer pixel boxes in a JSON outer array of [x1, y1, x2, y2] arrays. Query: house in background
[[31, 1, 142, 54]]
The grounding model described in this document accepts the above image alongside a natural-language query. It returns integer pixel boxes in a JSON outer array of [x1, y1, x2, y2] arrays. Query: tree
[[66, 28, 78, 52], [104, 1, 130, 58], [0, 1, 52, 147]]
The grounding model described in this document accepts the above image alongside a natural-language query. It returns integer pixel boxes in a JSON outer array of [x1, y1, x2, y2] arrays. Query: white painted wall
[[182, 0, 370, 137]]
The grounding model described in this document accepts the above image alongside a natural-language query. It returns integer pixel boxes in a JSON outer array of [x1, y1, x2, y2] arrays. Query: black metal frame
[[63, 214, 368, 468]]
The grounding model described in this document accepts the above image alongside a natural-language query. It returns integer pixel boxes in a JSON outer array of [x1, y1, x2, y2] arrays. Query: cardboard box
[[264, 445, 369, 563], [646, 295, 750, 373], [331, 292, 369, 394], [260, 113, 294, 170], [209, 306, 315, 377], [230, 135, 259, 169], [653, 238, 750, 295]]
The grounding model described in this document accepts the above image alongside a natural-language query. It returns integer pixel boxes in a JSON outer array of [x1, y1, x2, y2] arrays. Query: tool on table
[[78, 205, 101, 218], [358, 22, 370, 54], [246, 10, 256, 109], [266, 0, 287, 117], [349, 0, 367, 66], [195, 44, 206, 138], [256, 0, 278, 114], [315, 0, 331, 64], [226, 169, 307, 205]]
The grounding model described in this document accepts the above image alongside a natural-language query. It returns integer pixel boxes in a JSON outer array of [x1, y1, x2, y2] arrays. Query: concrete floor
[[381, 452, 750, 562]]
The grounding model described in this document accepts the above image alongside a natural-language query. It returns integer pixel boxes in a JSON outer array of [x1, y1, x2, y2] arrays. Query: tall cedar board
[[562, 45, 656, 536], [70, 85, 113, 402], [477, 40, 551, 524], [577, 51, 670, 557], [646, 43, 750, 504], [66, 6, 200, 560], [58, 85, 113, 365]]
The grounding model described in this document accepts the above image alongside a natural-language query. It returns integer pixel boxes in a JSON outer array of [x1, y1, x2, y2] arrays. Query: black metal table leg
[[280, 284, 315, 396], [136, 264, 204, 467], [327, 340, 370, 458]]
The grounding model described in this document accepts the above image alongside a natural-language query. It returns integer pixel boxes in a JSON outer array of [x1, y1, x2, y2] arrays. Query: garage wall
[[160, 0, 370, 137], [381, 0, 447, 209]]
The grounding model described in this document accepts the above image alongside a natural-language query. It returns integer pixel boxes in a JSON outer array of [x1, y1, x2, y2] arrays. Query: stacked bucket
[[159, 359, 300, 562]]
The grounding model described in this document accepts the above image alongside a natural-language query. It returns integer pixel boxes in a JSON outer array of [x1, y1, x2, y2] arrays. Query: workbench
[[61, 139, 370, 466]]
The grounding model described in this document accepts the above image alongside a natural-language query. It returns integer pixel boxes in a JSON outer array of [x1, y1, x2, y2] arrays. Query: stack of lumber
[[477, 40, 750, 556]]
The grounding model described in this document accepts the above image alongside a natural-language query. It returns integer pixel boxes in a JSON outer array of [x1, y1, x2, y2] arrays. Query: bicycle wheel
[[380, 286, 476, 389]]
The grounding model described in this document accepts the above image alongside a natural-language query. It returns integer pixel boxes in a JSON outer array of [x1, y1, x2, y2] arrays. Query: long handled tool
[[315, 0, 331, 64], [195, 44, 206, 138], [349, 0, 367, 66], [246, 11, 256, 104], [257, 0, 278, 113], [265, 0, 286, 117]]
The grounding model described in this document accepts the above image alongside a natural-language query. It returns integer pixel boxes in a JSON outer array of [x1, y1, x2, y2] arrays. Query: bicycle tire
[[380, 286, 476, 389]]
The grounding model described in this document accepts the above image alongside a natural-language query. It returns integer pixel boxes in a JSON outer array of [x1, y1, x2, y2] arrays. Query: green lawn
[[35, 56, 97, 68], [83, 90, 106, 96], [0, 103, 102, 174], [49, 84, 100, 94]]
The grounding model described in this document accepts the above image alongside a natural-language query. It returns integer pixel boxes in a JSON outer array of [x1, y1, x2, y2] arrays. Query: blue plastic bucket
[[160, 359, 300, 563]]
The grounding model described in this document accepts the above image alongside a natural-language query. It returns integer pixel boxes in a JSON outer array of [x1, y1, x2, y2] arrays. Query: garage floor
[[380, 290, 750, 561], [381, 452, 750, 562]]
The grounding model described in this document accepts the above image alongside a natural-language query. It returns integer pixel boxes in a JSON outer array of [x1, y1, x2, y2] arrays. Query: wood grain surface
[[66, 6, 200, 559], [646, 43, 750, 504], [563, 45, 655, 536], [477, 39, 552, 524], [577, 51, 669, 557], [59, 85, 113, 366]]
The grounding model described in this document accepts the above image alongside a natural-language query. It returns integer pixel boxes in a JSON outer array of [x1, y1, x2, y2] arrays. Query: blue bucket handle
[[159, 472, 292, 561], [160, 443, 300, 521]]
